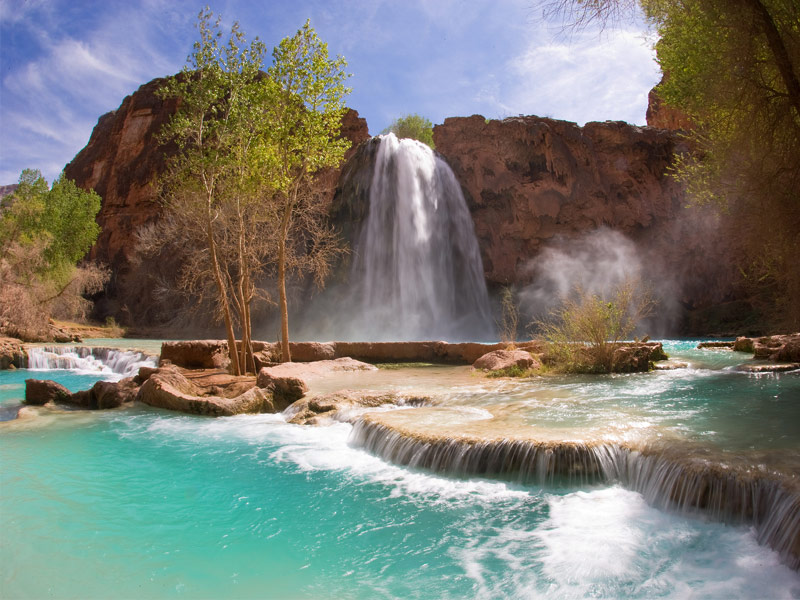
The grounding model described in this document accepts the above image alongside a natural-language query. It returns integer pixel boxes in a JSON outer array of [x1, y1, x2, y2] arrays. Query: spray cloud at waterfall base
[[520, 228, 679, 337], [294, 133, 494, 342]]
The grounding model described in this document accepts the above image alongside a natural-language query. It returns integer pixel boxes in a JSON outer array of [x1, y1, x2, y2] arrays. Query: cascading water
[[349, 133, 493, 341], [25, 346, 158, 378]]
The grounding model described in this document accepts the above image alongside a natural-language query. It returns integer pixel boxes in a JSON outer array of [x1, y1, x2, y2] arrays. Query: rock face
[[64, 74, 369, 324], [0, 337, 25, 369], [433, 115, 684, 286], [432, 115, 743, 331]]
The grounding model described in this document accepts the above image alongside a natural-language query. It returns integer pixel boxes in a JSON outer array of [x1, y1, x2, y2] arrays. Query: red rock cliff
[[64, 75, 369, 323], [433, 115, 688, 284], [433, 115, 742, 332]]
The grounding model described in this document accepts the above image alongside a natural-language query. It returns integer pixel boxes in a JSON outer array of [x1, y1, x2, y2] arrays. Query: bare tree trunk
[[278, 195, 292, 363], [207, 204, 241, 376]]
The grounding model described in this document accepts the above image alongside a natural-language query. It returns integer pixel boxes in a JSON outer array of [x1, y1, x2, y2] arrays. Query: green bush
[[382, 114, 435, 149]]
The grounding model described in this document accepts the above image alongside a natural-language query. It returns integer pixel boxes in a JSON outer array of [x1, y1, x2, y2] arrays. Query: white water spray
[[349, 134, 493, 341], [25, 346, 157, 378]]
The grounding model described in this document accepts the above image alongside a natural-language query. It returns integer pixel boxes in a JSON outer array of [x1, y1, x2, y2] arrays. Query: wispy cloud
[[0, 1, 186, 183], [503, 27, 660, 124]]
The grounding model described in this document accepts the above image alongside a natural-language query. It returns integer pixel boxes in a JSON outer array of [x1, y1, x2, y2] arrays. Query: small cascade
[[350, 416, 800, 570], [349, 133, 493, 341], [25, 346, 158, 378]]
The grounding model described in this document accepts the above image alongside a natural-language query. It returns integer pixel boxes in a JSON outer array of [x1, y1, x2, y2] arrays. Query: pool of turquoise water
[[1, 340, 799, 599]]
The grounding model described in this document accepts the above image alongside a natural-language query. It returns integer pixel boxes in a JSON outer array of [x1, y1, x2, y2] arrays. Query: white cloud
[[505, 27, 660, 124]]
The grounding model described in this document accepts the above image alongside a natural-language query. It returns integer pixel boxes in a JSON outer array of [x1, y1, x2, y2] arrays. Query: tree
[[152, 9, 277, 375], [151, 12, 350, 368], [382, 114, 435, 148], [0, 169, 107, 339], [541, 0, 800, 330], [538, 277, 656, 373], [266, 20, 352, 362]]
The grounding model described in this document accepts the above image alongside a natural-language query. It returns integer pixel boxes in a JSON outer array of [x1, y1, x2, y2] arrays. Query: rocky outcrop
[[24, 379, 72, 405], [137, 366, 274, 416], [0, 337, 25, 369], [472, 349, 539, 373], [733, 333, 800, 362], [64, 74, 369, 324], [285, 389, 430, 426], [645, 76, 693, 131]]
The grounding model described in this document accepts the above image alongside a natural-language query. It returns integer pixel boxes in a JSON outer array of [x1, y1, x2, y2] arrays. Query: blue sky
[[0, 0, 660, 184]]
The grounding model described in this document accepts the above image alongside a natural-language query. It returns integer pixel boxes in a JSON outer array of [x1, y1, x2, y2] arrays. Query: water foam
[[25, 346, 157, 379]]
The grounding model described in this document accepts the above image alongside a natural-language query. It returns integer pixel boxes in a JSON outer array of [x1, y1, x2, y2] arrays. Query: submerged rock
[[351, 407, 800, 570], [697, 341, 735, 349], [735, 363, 800, 374], [286, 390, 430, 426]]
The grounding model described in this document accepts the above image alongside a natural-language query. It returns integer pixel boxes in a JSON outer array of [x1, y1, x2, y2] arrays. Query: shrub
[[538, 278, 656, 373]]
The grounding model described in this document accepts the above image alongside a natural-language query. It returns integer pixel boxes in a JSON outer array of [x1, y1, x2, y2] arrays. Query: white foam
[[25, 346, 157, 379]]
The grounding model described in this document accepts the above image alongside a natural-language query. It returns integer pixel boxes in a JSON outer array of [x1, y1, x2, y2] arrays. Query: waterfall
[[350, 417, 800, 570], [25, 346, 158, 378], [349, 133, 493, 342]]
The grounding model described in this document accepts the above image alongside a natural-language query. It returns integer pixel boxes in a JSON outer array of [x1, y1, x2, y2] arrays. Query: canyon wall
[[60, 75, 745, 334], [432, 115, 743, 333], [63, 76, 369, 324]]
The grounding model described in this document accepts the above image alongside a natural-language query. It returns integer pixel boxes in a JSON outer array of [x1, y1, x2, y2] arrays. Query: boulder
[[257, 358, 377, 409], [70, 379, 140, 409], [733, 336, 755, 353], [473, 349, 538, 373], [0, 337, 25, 369], [24, 379, 72, 405], [160, 340, 231, 369], [137, 367, 274, 416], [286, 390, 430, 426]]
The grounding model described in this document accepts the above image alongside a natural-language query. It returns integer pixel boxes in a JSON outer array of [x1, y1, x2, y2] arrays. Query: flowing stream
[[1, 340, 799, 598]]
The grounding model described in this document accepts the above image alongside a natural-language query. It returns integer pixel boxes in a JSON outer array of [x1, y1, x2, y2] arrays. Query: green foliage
[[485, 364, 533, 378], [382, 114, 435, 149], [497, 286, 519, 347], [1, 169, 101, 281], [640, 0, 800, 328], [1, 169, 107, 338], [539, 278, 656, 373], [153, 10, 352, 366]]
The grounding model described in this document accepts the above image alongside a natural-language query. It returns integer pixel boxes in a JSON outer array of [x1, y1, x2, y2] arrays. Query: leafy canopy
[[382, 114, 435, 149], [1, 168, 101, 278]]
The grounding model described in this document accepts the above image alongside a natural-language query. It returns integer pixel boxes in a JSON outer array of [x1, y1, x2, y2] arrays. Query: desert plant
[[497, 286, 519, 348], [538, 277, 656, 373]]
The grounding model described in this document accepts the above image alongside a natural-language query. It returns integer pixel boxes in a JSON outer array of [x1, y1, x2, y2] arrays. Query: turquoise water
[[2, 341, 800, 599]]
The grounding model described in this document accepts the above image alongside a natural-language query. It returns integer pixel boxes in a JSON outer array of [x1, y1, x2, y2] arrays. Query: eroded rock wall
[[64, 75, 369, 324]]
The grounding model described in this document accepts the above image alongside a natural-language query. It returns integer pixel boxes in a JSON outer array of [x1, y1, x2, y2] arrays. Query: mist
[[519, 227, 680, 337]]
